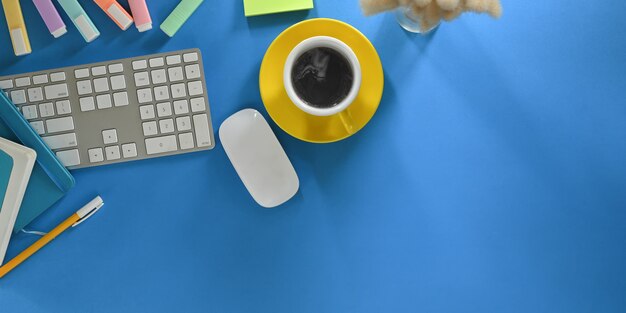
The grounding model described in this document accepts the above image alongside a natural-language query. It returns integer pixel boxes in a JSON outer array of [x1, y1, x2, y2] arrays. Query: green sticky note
[[244, 0, 314, 17]]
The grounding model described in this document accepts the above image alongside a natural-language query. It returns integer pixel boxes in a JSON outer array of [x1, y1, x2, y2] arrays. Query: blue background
[[1, 1, 626, 312]]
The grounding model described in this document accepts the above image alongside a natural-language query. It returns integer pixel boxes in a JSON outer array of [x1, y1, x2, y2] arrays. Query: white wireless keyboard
[[0, 49, 215, 169]]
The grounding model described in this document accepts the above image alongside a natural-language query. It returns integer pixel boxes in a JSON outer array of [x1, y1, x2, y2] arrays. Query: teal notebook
[[0, 150, 13, 212], [0, 149, 14, 264], [0, 92, 75, 233]]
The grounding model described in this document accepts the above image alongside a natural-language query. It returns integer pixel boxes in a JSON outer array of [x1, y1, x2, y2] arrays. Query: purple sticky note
[[32, 0, 67, 38]]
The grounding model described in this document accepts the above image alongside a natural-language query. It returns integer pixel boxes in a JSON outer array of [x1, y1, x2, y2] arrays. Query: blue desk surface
[[1, 1, 625, 312]]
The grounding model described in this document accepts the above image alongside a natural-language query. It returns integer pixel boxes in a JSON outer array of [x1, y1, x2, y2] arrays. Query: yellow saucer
[[260, 18, 384, 143]]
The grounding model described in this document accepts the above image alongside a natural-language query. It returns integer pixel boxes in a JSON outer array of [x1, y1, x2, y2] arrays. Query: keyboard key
[[171, 83, 187, 99], [159, 119, 175, 134], [30, 121, 45, 135], [93, 77, 110, 93], [56, 149, 81, 167], [137, 88, 153, 103], [22, 105, 38, 119], [76, 80, 92, 95], [88, 148, 104, 163], [96, 94, 112, 109], [108, 63, 124, 73], [75, 68, 90, 79], [193, 114, 212, 147], [134, 72, 150, 87], [15, 77, 31, 87], [113, 92, 129, 107], [166, 55, 181, 65], [190, 97, 206, 112], [122, 143, 137, 158], [43, 84, 67, 101], [42, 133, 78, 149], [46, 116, 75, 133], [149, 57, 164, 67], [56, 100, 72, 114], [105, 146, 121, 160], [102, 129, 118, 144], [110, 75, 126, 90], [50, 72, 66, 82], [151, 69, 167, 84], [44, 83, 69, 100], [179, 132, 194, 150], [168, 67, 184, 82], [92, 66, 107, 76], [176, 116, 192, 131], [142, 121, 158, 136], [0, 80, 13, 89], [154, 86, 170, 101], [139, 105, 155, 120], [39, 102, 55, 117], [80, 97, 95, 112], [185, 64, 201, 79], [145, 135, 177, 155], [173, 100, 189, 115], [33, 74, 48, 84], [156, 102, 172, 117], [10, 90, 26, 104], [132, 60, 147, 70], [188, 81, 204, 96], [183, 52, 198, 62], [27, 87, 44, 102]]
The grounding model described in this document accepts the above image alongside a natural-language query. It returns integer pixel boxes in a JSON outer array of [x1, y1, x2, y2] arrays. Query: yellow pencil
[[0, 196, 103, 279]]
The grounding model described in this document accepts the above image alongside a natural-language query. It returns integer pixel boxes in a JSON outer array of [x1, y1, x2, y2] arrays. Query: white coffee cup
[[283, 36, 362, 117]]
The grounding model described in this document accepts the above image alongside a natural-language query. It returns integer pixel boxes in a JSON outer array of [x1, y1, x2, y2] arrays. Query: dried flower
[[360, 0, 502, 31]]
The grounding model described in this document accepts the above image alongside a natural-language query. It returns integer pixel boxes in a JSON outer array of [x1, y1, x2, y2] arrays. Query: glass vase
[[395, 6, 440, 34]]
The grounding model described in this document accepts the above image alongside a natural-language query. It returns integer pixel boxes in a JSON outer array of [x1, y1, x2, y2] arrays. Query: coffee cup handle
[[338, 110, 356, 135]]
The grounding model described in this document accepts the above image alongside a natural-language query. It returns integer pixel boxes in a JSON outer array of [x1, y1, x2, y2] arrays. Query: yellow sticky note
[[244, 0, 314, 17]]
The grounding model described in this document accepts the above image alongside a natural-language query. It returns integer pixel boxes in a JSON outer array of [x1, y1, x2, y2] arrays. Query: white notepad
[[0, 137, 36, 264]]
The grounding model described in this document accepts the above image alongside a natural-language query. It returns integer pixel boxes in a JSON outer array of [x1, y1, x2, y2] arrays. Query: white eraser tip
[[137, 23, 152, 32], [52, 27, 67, 38], [75, 15, 100, 43], [121, 21, 133, 31], [108, 5, 133, 30], [10, 29, 30, 56]]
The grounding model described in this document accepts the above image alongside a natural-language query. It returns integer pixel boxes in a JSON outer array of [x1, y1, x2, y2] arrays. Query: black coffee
[[291, 47, 354, 109]]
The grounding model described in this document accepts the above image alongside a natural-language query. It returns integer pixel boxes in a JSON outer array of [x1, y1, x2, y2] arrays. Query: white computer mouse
[[219, 109, 299, 208]]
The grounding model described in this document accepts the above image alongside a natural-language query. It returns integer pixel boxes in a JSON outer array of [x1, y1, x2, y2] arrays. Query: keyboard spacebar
[[42, 133, 78, 150], [145, 135, 178, 155]]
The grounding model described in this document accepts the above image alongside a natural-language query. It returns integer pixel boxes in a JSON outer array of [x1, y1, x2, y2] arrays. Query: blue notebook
[[0, 92, 75, 233]]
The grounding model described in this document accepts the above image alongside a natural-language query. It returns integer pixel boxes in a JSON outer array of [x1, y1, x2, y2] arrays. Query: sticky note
[[244, 0, 314, 17]]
